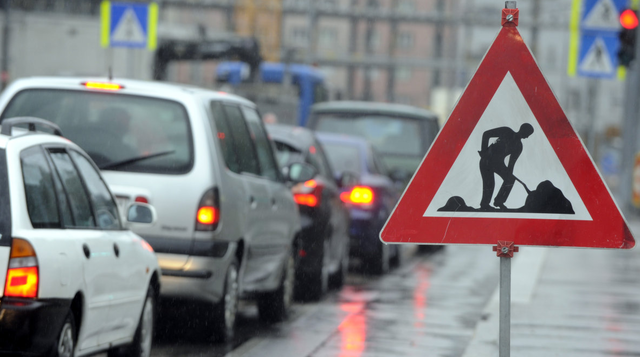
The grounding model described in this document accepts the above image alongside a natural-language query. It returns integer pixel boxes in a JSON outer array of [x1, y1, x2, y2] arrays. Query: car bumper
[[0, 297, 71, 356], [159, 254, 232, 304]]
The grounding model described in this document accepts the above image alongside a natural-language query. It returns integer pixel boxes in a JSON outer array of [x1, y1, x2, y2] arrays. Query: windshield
[[314, 114, 422, 157], [1, 89, 192, 174], [320, 141, 361, 175]]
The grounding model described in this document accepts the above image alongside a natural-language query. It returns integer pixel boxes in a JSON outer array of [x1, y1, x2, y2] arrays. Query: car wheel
[[329, 243, 349, 289], [257, 251, 295, 323], [211, 258, 239, 342], [300, 240, 329, 301], [53, 312, 76, 357], [390, 245, 402, 268], [109, 285, 155, 357], [366, 242, 389, 276]]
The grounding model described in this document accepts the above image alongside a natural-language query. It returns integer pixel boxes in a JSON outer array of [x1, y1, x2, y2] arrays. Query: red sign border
[[380, 26, 634, 249]]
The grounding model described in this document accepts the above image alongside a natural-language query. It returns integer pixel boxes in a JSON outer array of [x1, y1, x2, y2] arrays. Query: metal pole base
[[493, 241, 518, 357]]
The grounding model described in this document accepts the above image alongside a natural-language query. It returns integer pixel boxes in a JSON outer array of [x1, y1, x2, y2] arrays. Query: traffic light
[[618, 9, 639, 67]]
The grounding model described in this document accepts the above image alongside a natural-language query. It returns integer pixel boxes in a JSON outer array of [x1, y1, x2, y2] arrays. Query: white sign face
[[579, 37, 614, 74], [111, 7, 146, 45], [424, 72, 591, 221], [583, 0, 621, 30]]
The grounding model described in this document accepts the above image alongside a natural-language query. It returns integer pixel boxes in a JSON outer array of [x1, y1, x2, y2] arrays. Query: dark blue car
[[315, 132, 401, 275]]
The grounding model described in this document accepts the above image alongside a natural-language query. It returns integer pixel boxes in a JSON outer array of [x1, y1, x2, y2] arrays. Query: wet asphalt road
[[149, 245, 500, 357]]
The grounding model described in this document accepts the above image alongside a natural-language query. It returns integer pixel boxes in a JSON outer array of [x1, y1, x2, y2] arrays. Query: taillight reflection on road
[[413, 265, 431, 329], [338, 302, 366, 357]]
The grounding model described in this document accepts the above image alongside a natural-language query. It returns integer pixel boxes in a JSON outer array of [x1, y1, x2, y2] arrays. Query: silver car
[[0, 77, 311, 341]]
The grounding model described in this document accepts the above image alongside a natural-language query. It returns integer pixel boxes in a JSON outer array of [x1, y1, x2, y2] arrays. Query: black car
[[307, 101, 440, 184], [267, 125, 350, 300], [315, 132, 401, 275]]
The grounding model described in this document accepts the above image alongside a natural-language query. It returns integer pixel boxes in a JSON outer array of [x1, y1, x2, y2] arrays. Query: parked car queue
[[0, 77, 439, 356]]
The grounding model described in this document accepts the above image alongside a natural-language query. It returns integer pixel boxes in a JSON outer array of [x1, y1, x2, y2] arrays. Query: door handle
[[249, 196, 258, 209], [113, 243, 120, 258], [82, 244, 90, 259]]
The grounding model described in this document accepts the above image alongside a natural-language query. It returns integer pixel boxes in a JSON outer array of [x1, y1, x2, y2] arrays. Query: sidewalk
[[462, 220, 640, 356]]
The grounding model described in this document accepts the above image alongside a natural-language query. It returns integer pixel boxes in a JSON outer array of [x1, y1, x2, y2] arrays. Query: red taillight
[[340, 186, 375, 207], [4, 239, 38, 298], [294, 194, 318, 207], [197, 206, 218, 224], [292, 179, 322, 207], [134, 196, 149, 204], [196, 188, 220, 231], [82, 81, 124, 91]]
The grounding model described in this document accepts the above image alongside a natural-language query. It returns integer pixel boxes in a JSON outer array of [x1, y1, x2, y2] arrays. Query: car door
[[68, 149, 145, 343], [219, 103, 275, 286], [310, 138, 348, 269], [46, 147, 119, 351], [241, 106, 294, 257]]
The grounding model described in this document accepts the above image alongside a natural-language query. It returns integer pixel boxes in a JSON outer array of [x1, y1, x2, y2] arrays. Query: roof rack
[[1, 117, 63, 137]]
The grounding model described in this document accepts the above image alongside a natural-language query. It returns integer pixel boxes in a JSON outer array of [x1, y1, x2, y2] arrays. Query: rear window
[[314, 114, 423, 157], [320, 142, 361, 175], [2, 89, 193, 174]]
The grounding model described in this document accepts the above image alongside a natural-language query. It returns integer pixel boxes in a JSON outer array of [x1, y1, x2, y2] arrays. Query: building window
[[367, 29, 381, 50], [397, 32, 414, 50], [319, 27, 338, 47], [290, 26, 308, 46], [395, 67, 412, 81], [397, 0, 415, 12]]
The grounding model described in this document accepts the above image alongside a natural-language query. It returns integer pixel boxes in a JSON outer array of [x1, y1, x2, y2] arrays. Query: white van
[[0, 77, 309, 341]]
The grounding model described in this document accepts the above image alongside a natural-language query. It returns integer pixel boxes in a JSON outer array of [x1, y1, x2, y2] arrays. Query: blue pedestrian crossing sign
[[575, 0, 626, 78], [101, 1, 158, 50]]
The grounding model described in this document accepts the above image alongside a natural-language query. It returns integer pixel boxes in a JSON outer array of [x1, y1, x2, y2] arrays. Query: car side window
[[223, 104, 260, 176], [241, 106, 280, 181], [69, 150, 121, 230], [307, 140, 331, 178], [21, 147, 61, 228], [210, 101, 241, 174], [49, 151, 96, 228]]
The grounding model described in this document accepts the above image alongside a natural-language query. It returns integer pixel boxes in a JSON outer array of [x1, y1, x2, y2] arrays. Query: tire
[[109, 285, 155, 357], [257, 251, 295, 323], [210, 258, 239, 342], [390, 245, 402, 268], [329, 243, 349, 289], [299, 240, 329, 301], [365, 242, 389, 276], [52, 311, 76, 357]]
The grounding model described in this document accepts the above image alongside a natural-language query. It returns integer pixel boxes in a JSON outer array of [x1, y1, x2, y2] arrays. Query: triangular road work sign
[[582, 0, 621, 31], [111, 7, 146, 46], [380, 21, 634, 249], [579, 37, 615, 75]]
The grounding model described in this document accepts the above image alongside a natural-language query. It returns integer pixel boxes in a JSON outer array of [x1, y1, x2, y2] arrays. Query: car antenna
[[108, 66, 113, 81]]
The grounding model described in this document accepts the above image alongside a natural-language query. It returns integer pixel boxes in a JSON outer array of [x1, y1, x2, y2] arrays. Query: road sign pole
[[499, 256, 511, 357], [493, 241, 519, 357]]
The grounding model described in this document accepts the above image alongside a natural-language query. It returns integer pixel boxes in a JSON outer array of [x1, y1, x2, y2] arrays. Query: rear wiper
[[99, 150, 176, 170]]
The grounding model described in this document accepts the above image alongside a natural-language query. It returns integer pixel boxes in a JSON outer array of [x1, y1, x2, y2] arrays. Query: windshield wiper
[[99, 150, 176, 170]]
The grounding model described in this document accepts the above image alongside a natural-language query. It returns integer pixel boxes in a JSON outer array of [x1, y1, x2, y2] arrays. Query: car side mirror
[[284, 162, 317, 183], [127, 203, 157, 225], [337, 171, 359, 188]]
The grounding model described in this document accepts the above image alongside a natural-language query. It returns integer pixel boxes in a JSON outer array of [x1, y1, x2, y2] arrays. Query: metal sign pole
[[493, 241, 519, 357]]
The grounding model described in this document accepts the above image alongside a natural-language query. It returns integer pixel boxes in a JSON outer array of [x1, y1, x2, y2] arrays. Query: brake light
[[196, 188, 220, 231], [340, 186, 375, 207], [134, 196, 149, 204], [4, 239, 38, 298], [292, 179, 322, 207], [82, 81, 123, 91]]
